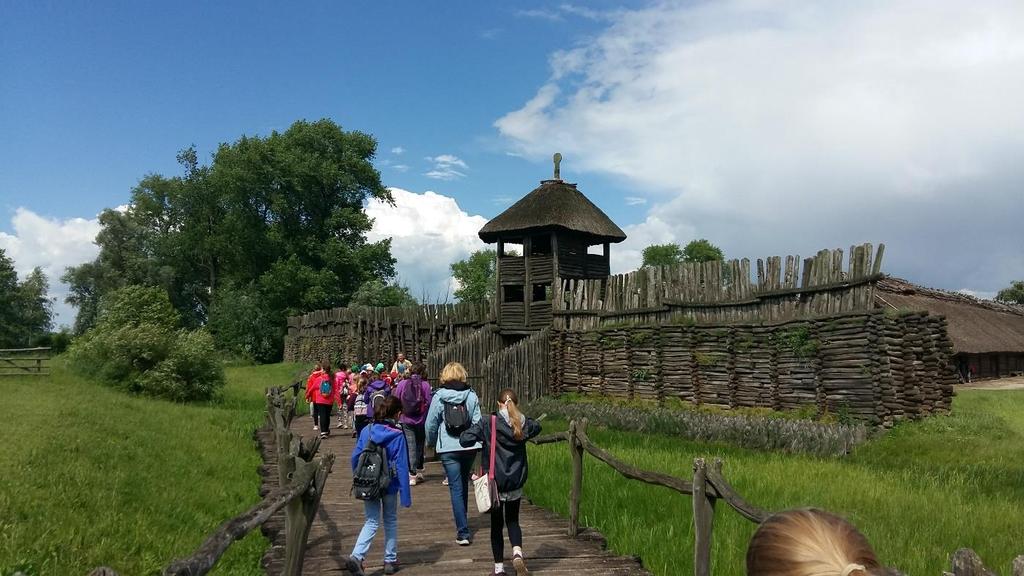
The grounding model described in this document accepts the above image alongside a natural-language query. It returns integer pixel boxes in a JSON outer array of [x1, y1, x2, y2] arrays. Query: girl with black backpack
[[425, 361, 482, 546], [345, 395, 411, 576], [394, 362, 432, 485], [459, 389, 541, 576]]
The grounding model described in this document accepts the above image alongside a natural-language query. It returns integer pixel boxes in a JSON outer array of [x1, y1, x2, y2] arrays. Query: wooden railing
[[0, 347, 51, 376], [88, 384, 334, 576], [532, 419, 1024, 576]]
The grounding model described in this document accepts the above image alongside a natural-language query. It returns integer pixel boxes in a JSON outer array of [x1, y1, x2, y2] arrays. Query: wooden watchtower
[[478, 154, 627, 334]]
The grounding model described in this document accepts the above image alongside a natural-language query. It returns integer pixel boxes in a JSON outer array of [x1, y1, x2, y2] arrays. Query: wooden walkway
[[259, 414, 650, 575]]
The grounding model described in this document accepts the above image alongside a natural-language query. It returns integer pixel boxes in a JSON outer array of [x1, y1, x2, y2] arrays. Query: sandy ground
[[959, 374, 1024, 391]]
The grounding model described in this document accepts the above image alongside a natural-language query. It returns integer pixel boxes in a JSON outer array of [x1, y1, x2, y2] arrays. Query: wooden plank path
[[259, 414, 650, 575]]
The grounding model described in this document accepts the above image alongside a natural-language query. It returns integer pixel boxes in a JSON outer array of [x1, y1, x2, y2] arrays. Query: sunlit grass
[[0, 362, 302, 576], [525, 390, 1024, 575]]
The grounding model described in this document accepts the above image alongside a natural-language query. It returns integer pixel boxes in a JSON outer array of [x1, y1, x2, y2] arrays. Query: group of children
[[305, 355, 542, 576], [306, 356, 894, 576]]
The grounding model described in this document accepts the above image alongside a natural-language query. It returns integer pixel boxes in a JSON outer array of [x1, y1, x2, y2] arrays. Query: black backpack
[[442, 399, 471, 436], [351, 426, 393, 501]]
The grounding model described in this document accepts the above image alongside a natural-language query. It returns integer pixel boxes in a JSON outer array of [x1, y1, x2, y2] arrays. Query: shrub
[[67, 285, 225, 401], [526, 396, 868, 456], [207, 283, 283, 363]]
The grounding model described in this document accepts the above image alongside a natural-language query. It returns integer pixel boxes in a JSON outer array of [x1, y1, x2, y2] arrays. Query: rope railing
[[530, 418, 1023, 576], [88, 384, 334, 576]]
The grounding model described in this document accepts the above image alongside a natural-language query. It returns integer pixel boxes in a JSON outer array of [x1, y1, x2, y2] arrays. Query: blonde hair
[[747, 509, 882, 576], [499, 388, 524, 440], [440, 362, 468, 384]]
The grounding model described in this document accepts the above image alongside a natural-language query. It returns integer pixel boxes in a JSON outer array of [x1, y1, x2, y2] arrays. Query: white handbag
[[474, 415, 499, 514]]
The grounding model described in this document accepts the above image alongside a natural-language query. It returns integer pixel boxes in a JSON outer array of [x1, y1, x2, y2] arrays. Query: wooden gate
[[0, 347, 51, 376]]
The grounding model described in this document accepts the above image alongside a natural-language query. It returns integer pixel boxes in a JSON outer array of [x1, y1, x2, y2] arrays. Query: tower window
[[532, 283, 551, 302], [503, 285, 524, 303]]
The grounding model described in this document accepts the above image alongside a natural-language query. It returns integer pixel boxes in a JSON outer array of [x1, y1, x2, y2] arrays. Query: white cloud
[[424, 154, 469, 181], [517, 8, 563, 22], [497, 0, 1024, 293], [391, 147, 405, 155], [365, 188, 488, 302], [624, 196, 647, 206], [392, 164, 410, 173], [0, 208, 102, 328]]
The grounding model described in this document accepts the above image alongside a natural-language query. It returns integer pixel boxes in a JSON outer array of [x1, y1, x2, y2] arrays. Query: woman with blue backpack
[[394, 362, 432, 485], [425, 361, 482, 546], [346, 395, 411, 576], [306, 360, 338, 439]]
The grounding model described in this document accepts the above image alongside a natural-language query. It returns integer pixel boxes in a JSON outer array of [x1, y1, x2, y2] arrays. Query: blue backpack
[[319, 377, 332, 396]]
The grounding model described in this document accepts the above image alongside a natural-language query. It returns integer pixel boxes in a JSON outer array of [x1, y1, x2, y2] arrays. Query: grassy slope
[[525, 390, 1024, 576], [0, 363, 303, 576]]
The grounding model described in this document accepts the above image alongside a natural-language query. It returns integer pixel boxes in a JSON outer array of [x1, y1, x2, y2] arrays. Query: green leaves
[[995, 280, 1024, 304], [0, 250, 54, 347], [450, 248, 497, 303], [641, 239, 725, 268]]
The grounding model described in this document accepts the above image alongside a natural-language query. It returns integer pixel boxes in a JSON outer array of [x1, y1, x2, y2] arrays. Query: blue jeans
[[351, 492, 398, 563], [440, 450, 477, 540]]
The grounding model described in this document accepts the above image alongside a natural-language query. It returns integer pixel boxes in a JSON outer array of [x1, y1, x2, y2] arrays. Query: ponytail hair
[[746, 508, 883, 576], [499, 388, 524, 440]]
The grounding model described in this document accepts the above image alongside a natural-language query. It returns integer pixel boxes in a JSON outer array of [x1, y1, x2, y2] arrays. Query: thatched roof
[[478, 180, 627, 244], [876, 277, 1024, 354]]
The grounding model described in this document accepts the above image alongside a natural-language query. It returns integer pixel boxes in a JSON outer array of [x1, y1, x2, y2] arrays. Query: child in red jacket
[[306, 360, 339, 439]]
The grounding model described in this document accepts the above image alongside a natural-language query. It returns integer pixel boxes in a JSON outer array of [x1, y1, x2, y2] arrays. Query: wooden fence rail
[[87, 384, 334, 576], [0, 347, 51, 376], [531, 419, 1023, 576]]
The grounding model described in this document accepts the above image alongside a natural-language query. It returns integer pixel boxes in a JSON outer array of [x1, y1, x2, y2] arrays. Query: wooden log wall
[[283, 302, 492, 364], [423, 326, 504, 388], [553, 243, 885, 330], [481, 330, 550, 409], [550, 309, 955, 425]]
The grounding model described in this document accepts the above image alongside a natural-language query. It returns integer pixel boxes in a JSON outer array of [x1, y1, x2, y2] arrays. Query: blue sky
[[3, 1, 1024, 326], [0, 1, 644, 223]]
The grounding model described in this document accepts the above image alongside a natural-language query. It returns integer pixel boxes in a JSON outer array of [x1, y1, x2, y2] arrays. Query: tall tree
[[641, 244, 684, 268], [349, 279, 418, 308], [0, 250, 54, 347], [450, 249, 497, 303], [996, 280, 1024, 305], [65, 119, 398, 360], [682, 239, 725, 263]]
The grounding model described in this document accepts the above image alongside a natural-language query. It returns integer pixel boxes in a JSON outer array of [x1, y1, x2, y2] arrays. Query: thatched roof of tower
[[478, 179, 627, 244]]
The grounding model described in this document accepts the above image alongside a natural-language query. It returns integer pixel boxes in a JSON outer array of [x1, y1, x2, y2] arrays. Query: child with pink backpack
[[393, 362, 432, 485]]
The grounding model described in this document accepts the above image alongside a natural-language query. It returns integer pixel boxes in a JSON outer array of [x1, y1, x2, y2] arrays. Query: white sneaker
[[416, 471, 425, 482], [442, 477, 449, 486], [455, 538, 471, 546], [409, 474, 418, 486], [313, 425, 319, 431]]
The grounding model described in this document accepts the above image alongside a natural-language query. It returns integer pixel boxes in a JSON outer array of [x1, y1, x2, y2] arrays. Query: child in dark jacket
[[346, 396, 411, 576], [460, 389, 541, 576]]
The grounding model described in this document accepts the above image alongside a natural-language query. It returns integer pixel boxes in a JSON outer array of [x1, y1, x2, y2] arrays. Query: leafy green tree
[[996, 281, 1024, 305], [16, 268, 53, 344], [207, 283, 282, 363], [641, 244, 684, 268], [451, 249, 496, 303], [0, 249, 21, 346], [682, 239, 725, 263], [65, 119, 397, 359], [350, 279, 418, 308], [0, 250, 54, 347]]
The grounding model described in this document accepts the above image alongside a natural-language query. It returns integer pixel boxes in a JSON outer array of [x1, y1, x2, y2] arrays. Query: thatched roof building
[[478, 179, 626, 244], [876, 277, 1024, 379]]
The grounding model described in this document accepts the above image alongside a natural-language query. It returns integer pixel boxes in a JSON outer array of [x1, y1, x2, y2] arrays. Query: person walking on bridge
[[345, 396, 412, 576], [460, 389, 542, 576], [394, 362, 432, 485], [425, 361, 482, 546]]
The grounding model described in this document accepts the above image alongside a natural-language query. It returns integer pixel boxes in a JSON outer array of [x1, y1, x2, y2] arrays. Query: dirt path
[[959, 375, 1024, 391]]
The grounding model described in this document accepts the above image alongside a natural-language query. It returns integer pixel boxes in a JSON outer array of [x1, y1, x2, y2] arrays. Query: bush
[[526, 396, 868, 456], [67, 285, 225, 401]]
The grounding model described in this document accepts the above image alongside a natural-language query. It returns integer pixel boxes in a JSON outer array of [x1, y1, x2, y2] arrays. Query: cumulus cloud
[[365, 188, 488, 302], [391, 146, 405, 155], [0, 208, 102, 327], [497, 0, 1024, 293], [424, 154, 470, 181]]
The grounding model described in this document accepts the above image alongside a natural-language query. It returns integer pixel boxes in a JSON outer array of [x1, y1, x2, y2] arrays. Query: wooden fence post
[[692, 458, 715, 576], [568, 419, 586, 537]]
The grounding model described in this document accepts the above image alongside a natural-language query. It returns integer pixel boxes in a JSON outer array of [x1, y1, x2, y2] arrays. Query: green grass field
[[3, 363, 1021, 576], [0, 362, 303, 576], [525, 390, 1024, 575]]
